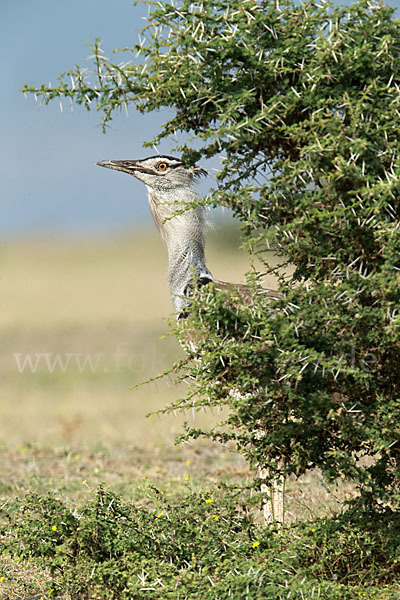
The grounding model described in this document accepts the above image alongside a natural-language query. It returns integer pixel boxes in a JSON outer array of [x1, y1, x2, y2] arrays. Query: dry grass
[[0, 225, 277, 446], [0, 225, 352, 527]]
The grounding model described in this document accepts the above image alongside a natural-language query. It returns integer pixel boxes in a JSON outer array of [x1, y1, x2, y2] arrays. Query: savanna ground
[[0, 224, 396, 599]]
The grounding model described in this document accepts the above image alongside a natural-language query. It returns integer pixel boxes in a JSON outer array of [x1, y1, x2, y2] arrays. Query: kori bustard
[[97, 155, 285, 524]]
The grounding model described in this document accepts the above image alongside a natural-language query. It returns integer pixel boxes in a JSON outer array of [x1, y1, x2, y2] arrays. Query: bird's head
[[96, 155, 207, 192]]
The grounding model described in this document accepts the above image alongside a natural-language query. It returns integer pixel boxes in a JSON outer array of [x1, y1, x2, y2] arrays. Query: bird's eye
[[157, 162, 168, 172]]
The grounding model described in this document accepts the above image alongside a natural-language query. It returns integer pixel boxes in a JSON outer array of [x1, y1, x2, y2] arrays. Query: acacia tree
[[25, 0, 400, 512]]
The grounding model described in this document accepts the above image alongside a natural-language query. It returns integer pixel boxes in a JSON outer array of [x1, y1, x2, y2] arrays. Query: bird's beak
[[96, 160, 145, 176]]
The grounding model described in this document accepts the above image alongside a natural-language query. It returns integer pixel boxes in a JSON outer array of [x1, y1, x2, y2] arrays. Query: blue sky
[[1, 0, 400, 238], [1, 0, 188, 238]]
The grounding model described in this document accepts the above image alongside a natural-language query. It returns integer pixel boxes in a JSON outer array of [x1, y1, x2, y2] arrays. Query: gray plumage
[[97, 155, 213, 311]]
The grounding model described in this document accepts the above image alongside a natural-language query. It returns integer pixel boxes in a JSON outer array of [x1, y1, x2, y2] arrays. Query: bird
[[96, 155, 280, 312], [97, 154, 285, 524]]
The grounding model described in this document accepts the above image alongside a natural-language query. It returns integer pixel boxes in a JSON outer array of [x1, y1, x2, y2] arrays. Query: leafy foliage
[[2, 487, 400, 599], [23, 0, 400, 511]]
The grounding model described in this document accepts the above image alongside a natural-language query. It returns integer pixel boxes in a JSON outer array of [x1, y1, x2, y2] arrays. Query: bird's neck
[[147, 188, 213, 311]]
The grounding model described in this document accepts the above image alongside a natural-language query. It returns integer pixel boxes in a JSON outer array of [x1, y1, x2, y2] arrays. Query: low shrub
[[2, 487, 400, 599]]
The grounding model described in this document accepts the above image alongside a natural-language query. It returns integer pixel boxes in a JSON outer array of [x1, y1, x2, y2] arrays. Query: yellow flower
[[205, 498, 213, 503], [184, 476, 190, 481], [49, 590, 54, 595], [156, 512, 163, 518], [51, 525, 57, 531], [211, 514, 218, 520], [0, 576, 4, 582], [252, 541, 260, 548], [311, 528, 316, 533], [82, 480, 87, 486]]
